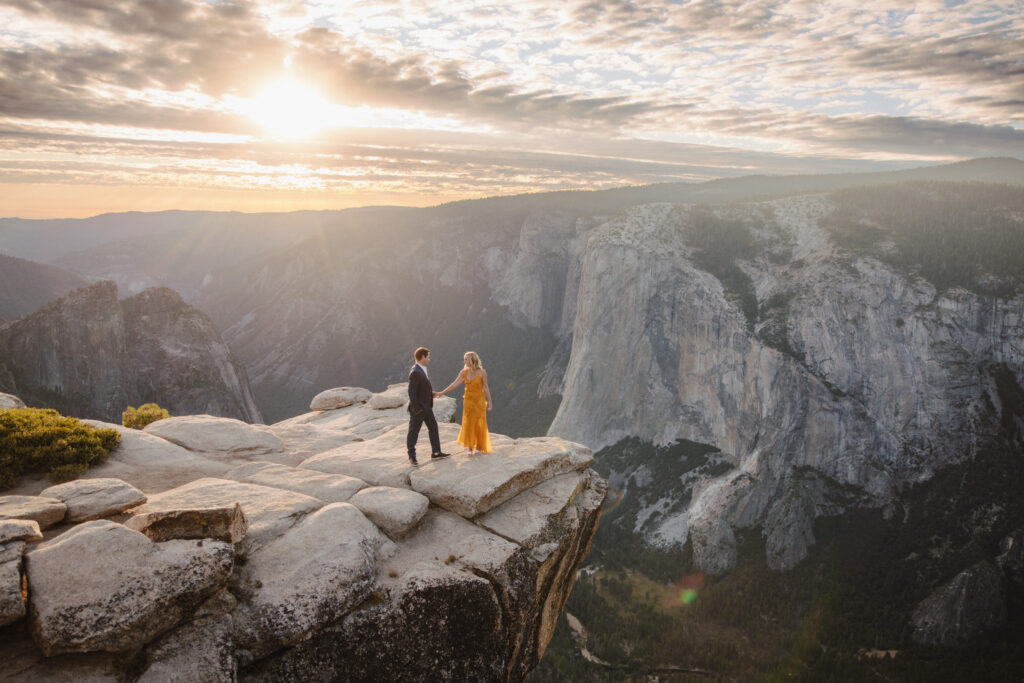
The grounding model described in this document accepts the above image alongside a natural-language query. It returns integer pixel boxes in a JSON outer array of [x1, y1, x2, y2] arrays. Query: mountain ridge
[[0, 281, 261, 424]]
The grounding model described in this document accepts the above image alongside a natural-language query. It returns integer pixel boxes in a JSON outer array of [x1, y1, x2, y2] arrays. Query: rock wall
[[0, 387, 606, 681], [547, 197, 1024, 572], [0, 281, 261, 423]]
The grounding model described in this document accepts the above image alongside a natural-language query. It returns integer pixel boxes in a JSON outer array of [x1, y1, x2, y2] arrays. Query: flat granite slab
[[408, 437, 593, 518], [225, 462, 366, 503], [300, 424, 463, 488], [129, 478, 323, 552]]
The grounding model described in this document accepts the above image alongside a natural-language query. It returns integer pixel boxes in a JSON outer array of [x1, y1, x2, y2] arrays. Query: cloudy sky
[[1, 0, 1022, 217]]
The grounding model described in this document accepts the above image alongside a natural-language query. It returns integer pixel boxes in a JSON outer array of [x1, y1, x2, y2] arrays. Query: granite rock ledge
[[0, 386, 606, 682]]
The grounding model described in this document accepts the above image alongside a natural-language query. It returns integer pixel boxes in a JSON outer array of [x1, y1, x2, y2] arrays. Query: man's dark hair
[[414, 347, 430, 361]]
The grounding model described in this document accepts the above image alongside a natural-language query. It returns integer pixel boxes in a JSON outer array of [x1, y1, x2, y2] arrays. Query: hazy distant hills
[[3, 156, 1021, 268], [0, 253, 90, 321], [6, 208, 412, 300]]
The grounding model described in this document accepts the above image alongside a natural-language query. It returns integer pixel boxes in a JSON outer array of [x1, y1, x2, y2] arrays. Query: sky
[[1, 0, 1022, 218]]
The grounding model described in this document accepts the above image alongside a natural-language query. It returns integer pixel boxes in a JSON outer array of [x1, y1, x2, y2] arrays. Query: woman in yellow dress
[[437, 351, 493, 454]]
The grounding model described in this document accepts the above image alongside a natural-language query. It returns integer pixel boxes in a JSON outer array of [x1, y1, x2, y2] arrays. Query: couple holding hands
[[406, 346, 493, 466]]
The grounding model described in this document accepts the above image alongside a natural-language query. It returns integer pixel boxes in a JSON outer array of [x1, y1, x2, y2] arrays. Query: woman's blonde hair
[[464, 351, 482, 371]]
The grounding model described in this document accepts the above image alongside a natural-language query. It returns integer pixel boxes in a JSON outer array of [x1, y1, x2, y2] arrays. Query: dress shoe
[[431, 452, 451, 459], [408, 457, 419, 466]]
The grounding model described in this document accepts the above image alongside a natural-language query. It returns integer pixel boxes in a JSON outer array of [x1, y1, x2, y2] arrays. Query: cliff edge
[[0, 385, 606, 681]]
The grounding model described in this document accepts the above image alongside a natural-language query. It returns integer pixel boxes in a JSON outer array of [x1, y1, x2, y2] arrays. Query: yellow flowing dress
[[457, 373, 492, 453]]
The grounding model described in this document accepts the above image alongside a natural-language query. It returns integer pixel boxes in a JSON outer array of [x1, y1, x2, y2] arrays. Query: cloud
[[0, 0, 1021, 217], [0, 0, 286, 95]]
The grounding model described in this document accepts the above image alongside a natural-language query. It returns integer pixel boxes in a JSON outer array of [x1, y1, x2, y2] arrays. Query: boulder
[[367, 384, 407, 410], [124, 503, 248, 544], [144, 415, 283, 457], [25, 521, 234, 655], [911, 560, 1007, 647], [139, 591, 237, 683], [0, 392, 26, 410], [225, 461, 365, 503], [0, 496, 67, 530], [0, 519, 42, 545], [996, 527, 1024, 587], [409, 437, 594, 518], [349, 486, 429, 539], [1, 541, 26, 626], [310, 387, 372, 411], [129, 478, 322, 552], [232, 502, 392, 664], [39, 478, 146, 523]]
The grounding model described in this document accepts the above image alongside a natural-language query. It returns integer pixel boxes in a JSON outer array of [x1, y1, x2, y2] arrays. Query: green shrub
[[0, 408, 120, 489], [122, 403, 170, 429]]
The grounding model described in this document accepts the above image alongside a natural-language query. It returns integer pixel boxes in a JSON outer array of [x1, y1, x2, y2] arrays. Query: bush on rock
[[122, 403, 170, 429], [0, 408, 120, 488]]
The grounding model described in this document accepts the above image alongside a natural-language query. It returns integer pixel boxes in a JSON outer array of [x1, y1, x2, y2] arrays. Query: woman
[[437, 351, 493, 454]]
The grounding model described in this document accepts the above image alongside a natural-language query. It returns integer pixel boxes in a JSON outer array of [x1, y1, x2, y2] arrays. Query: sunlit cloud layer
[[1, 0, 1021, 217]]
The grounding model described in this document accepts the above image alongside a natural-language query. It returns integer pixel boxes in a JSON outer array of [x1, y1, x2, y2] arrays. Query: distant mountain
[[48, 207, 415, 300], [0, 281, 261, 423], [2, 158, 1021, 301], [0, 253, 90, 321]]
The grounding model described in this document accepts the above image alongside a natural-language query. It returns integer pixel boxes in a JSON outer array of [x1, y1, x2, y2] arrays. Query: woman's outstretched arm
[[437, 369, 467, 396]]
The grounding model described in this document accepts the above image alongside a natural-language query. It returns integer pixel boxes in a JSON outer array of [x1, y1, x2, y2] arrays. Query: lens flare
[[661, 572, 706, 608], [599, 489, 624, 517]]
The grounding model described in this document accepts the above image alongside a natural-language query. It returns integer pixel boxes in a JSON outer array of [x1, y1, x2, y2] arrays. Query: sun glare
[[243, 81, 336, 140]]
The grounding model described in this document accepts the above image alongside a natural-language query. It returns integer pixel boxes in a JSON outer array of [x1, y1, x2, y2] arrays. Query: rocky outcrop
[[310, 386, 372, 411], [0, 540, 26, 626], [0, 392, 26, 410], [0, 496, 66, 530], [0, 520, 42, 545], [910, 561, 1007, 647], [143, 415, 283, 456], [124, 504, 248, 543], [0, 281, 261, 423], [38, 478, 146, 523], [0, 387, 604, 681], [25, 521, 234, 656], [348, 486, 428, 539]]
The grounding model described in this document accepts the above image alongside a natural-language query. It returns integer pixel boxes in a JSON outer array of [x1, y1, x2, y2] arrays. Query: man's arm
[[408, 371, 425, 414]]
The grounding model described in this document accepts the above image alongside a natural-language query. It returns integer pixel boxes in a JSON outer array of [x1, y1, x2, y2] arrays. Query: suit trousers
[[407, 408, 441, 457]]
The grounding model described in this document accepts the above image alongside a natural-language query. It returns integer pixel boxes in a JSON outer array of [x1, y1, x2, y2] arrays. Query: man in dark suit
[[406, 346, 450, 466]]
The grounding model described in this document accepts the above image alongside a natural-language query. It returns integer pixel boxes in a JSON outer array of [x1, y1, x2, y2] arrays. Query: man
[[406, 347, 450, 466]]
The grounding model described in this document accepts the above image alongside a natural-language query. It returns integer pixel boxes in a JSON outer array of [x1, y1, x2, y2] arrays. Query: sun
[[242, 81, 336, 140]]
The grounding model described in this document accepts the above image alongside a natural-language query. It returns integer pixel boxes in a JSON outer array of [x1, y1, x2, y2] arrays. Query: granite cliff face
[[0, 387, 606, 681], [0, 281, 261, 423], [546, 194, 1024, 572]]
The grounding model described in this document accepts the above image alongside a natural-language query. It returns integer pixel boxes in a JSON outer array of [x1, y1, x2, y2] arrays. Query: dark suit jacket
[[408, 365, 434, 415]]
